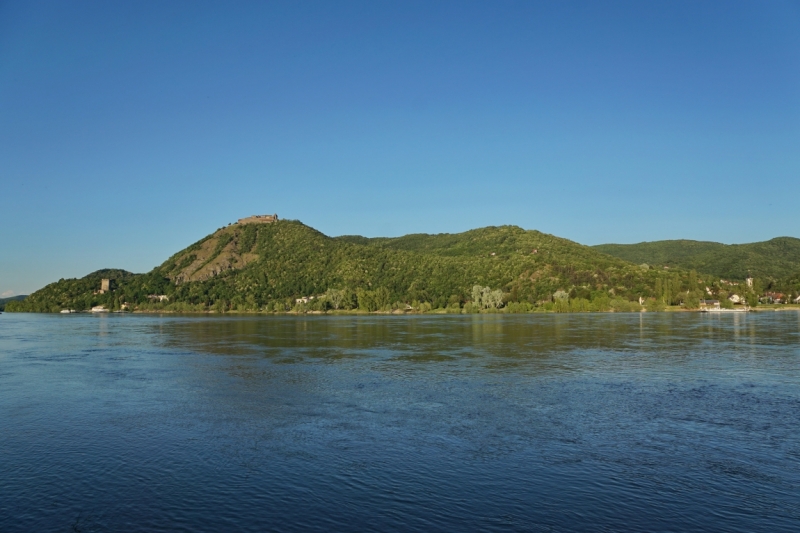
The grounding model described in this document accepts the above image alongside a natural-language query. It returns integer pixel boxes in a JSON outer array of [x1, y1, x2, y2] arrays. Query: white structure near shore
[[701, 307, 748, 313]]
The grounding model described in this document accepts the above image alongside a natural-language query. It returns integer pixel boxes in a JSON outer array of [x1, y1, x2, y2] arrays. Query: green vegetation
[[772, 272, 800, 304], [594, 237, 800, 280], [150, 221, 677, 312], [8, 220, 798, 314], [4, 269, 167, 313], [0, 295, 27, 312]]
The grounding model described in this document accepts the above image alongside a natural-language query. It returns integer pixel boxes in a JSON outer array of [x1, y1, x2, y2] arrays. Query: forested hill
[[8, 220, 749, 313], [0, 295, 27, 311], [593, 237, 800, 280], [151, 220, 659, 310]]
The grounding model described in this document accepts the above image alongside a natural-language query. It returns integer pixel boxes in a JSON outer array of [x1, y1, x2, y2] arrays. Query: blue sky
[[2, 1, 799, 295]]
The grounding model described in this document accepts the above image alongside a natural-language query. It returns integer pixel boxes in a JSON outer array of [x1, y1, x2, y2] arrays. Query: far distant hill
[[593, 237, 800, 280]]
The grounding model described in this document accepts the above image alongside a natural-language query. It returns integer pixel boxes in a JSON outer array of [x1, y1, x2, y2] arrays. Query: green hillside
[[152, 220, 661, 311], [8, 220, 756, 314], [0, 295, 27, 311], [593, 237, 800, 280], [7, 269, 148, 313]]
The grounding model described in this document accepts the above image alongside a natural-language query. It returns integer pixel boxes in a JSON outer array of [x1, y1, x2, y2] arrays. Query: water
[[1, 312, 799, 532]]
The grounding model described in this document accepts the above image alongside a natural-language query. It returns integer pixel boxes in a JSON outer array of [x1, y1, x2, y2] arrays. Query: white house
[[728, 294, 742, 304]]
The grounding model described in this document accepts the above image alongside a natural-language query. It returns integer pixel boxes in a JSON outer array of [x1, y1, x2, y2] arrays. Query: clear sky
[[2, 1, 799, 296]]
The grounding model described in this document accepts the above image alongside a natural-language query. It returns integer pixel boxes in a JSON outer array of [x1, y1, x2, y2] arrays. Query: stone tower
[[100, 279, 110, 293]]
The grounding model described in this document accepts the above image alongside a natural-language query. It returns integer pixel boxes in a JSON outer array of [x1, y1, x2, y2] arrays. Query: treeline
[[124, 287, 655, 314]]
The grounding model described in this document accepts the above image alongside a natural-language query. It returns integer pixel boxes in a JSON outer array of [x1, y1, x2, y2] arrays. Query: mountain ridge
[[7, 221, 797, 313]]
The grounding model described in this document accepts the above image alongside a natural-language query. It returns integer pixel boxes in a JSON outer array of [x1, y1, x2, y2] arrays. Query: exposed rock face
[[166, 225, 261, 283]]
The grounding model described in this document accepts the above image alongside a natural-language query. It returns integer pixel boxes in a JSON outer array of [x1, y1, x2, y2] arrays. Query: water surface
[[1, 313, 799, 532]]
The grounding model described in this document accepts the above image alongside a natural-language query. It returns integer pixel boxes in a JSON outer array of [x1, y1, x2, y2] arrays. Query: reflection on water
[[1, 313, 799, 532]]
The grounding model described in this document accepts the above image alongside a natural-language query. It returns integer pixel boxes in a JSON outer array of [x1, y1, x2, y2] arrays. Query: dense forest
[[594, 237, 800, 280], [8, 220, 795, 314], [0, 295, 27, 312]]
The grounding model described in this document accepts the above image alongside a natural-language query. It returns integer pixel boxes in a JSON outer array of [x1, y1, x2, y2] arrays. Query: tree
[[646, 297, 666, 312], [683, 292, 700, 310], [374, 287, 391, 310], [745, 291, 759, 307], [472, 285, 484, 307], [326, 288, 345, 310], [487, 289, 504, 309], [689, 269, 698, 289], [470, 285, 504, 309]]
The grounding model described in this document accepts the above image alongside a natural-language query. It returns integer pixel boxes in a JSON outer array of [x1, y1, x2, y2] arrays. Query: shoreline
[[9, 305, 800, 316]]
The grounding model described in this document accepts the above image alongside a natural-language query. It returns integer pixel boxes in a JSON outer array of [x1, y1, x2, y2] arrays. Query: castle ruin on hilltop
[[237, 213, 278, 225]]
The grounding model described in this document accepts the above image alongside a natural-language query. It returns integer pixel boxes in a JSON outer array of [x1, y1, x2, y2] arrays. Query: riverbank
[[8, 304, 799, 316], [125, 304, 800, 315]]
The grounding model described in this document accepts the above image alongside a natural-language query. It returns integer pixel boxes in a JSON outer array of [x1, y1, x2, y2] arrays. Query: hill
[[8, 219, 751, 313], [0, 295, 27, 311], [151, 220, 665, 311], [6, 269, 144, 313], [593, 237, 800, 280]]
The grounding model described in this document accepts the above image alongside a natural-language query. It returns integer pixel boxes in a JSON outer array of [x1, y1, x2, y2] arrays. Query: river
[[1, 312, 798, 532]]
